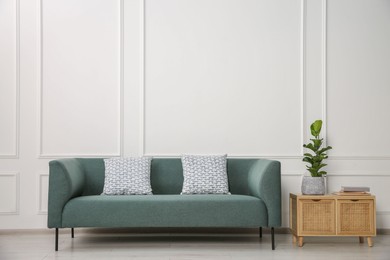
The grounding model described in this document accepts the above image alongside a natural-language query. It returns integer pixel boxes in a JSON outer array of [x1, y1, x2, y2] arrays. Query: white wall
[[1, 0, 390, 229]]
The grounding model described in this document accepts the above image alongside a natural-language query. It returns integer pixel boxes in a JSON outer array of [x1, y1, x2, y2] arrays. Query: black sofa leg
[[55, 228, 58, 251], [271, 227, 275, 250], [259, 227, 262, 238], [71, 228, 74, 238]]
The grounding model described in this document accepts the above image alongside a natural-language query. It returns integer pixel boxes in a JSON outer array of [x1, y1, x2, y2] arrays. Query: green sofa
[[48, 158, 281, 250]]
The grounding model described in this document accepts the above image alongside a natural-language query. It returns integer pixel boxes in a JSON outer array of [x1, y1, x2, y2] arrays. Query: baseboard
[[377, 229, 390, 235], [1, 227, 389, 235]]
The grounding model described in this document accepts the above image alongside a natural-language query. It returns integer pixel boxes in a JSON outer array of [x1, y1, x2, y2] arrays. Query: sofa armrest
[[48, 159, 85, 228], [248, 159, 281, 227]]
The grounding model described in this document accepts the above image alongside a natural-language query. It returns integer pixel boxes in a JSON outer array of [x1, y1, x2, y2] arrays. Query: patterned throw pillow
[[181, 154, 230, 195], [102, 157, 153, 195]]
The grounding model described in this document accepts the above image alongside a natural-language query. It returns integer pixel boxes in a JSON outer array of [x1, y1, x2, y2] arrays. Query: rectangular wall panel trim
[[141, 0, 305, 158], [300, 0, 307, 155], [329, 156, 390, 161], [139, 0, 146, 156], [144, 154, 303, 159], [312, 0, 390, 160], [0, 172, 20, 215], [136, 0, 333, 159], [37, 173, 48, 215], [283, 172, 390, 177], [303, 0, 328, 147], [37, 0, 124, 158], [322, 0, 390, 157], [0, 0, 20, 159], [321, 0, 328, 147], [328, 172, 390, 177]]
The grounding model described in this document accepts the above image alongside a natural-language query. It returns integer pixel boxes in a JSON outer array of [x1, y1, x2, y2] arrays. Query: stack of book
[[333, 186, 370, 195]]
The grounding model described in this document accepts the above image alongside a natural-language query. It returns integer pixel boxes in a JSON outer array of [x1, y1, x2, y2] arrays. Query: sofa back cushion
[[78, 158, 258, 196], [151, 159, 183, 194]]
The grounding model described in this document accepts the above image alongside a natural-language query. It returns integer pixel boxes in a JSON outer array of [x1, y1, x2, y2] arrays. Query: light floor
[[1, 229, 389, 260]]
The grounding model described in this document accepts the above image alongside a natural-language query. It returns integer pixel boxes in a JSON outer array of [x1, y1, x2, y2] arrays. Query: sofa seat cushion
[[62, 195, 267, 228]]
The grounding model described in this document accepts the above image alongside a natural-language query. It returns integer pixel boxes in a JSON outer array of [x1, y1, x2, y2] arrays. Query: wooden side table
[[289, 193, 376, 247]]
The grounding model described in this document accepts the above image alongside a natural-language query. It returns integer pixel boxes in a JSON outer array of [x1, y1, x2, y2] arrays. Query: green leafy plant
[[303, 120, 332, 177]]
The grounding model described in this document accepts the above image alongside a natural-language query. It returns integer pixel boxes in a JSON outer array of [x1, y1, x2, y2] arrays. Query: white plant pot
[[301, 176, 326, 195]]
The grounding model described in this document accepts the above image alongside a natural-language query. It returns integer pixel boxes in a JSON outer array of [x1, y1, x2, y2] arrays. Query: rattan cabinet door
[[337, 199, 376, 236], [298, 199, 336, 235]]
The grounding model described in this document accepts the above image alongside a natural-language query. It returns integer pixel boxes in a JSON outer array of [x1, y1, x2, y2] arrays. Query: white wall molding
[[142, 155, 390, 160], [302, 0, 329, 149], [329, 156, 390, 161], [37, 0, 124, 159], [13, 0, 20, 159], [139, 0, 146, 156], [282, 172, 390, 177], [37, 173, 48, 215], [141, 0, 305, 158], [327, 171, 390, 177], [37, 0, 42, 158], [321, 0, 328, 147], [38, 154, 120, 159], [144, 154, 303, 160], [282, 172, 304, 176], [0, 0, 20, 159], [300, 0, 307, 155], [319, 0, 390, 160], [321, 0, 390, 158], [0, 172, 20, 215], [119, 0, 125, 157]]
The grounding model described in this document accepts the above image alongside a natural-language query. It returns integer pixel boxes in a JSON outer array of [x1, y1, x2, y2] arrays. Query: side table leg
[[359, 237, 364, 243], [292, 235, 297, 244], [298, 236, 304, 247], [367, 237, 373, 247]]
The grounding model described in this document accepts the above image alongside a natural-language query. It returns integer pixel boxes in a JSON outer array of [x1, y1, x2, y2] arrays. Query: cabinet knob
[[312, 199, 321, 202]]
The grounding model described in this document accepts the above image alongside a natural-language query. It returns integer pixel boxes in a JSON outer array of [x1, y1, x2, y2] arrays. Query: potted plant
[[302, 120, 332, 195]]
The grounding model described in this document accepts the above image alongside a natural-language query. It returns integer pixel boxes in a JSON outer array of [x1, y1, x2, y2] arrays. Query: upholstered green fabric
[[62, 195, 267, 227], [48, 159, 85, 227], [248, 160, 281, 227], [48, 158, 281, 229], [74, 158, 261, 196], [150, 159, 184, 194]]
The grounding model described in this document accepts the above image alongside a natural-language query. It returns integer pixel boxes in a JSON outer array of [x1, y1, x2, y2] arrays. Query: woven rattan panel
[[340, 202, 370, 232], [291, 197, 297, 233], [302, 200, 335, 233]]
